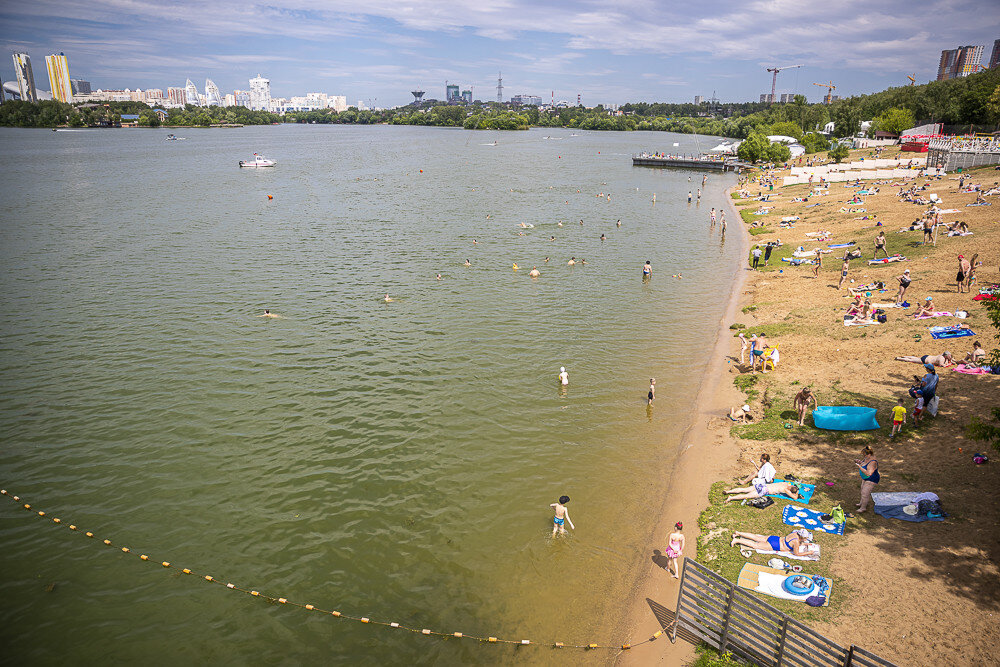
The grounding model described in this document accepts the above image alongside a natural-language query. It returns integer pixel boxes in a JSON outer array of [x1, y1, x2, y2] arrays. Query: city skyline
[[1, 1, 999, 107]]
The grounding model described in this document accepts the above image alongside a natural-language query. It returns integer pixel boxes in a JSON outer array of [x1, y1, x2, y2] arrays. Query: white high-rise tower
[[12, 53, 38, 102], [45, 53, 72, 102], [249, 74, 271, 111], [205, 79, 222, 106], [185, 79, 201, 106]]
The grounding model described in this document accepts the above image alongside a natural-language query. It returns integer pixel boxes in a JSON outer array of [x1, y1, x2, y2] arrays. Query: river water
[[0, 125, 740, 664]]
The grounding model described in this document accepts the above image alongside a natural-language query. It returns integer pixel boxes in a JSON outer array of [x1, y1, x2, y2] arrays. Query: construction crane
[[765, 64, 802, 104], [813, 80, 836, 104], [906, 74, 916, 86]]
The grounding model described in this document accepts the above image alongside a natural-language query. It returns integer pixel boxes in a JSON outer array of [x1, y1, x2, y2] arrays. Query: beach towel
[[872, 492, 946, 522], [872, 303, 904, 309], [953, 364, 990, 375], [827, 242, 855, 248], [947, 231, 973, 237], [781, 216, 800, 222], [936, 208, 961, 213], [782, 505, 845, 535], [914, 311, 953, 320], [737, 563, 831, 605], [768, 479, 815, 504], [782, 257, 815, 265], [844, 317, 878, 326], [966, 202, 991, 207], [930, 326, 975, 339], [868, 255, 906, 265], [752, 544, 821, 560]]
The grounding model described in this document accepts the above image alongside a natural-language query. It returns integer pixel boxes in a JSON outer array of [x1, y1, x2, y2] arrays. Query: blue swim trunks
[[553, 517, 564, 526]]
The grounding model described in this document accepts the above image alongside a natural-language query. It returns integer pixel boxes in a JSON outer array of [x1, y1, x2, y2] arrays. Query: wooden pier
[[632, 154, 744, 172]]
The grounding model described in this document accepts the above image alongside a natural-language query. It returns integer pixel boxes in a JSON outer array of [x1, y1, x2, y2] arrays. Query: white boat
[[239, 153, 276, 168]]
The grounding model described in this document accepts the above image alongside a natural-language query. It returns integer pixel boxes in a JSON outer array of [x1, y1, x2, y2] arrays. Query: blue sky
[[2, 0, 998, 107]]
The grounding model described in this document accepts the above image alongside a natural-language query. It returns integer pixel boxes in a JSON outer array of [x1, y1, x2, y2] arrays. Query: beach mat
[[914, 311, 952, 320], [737, 563, 831, 605], [868, 255, 906, 265], [872, 491, 946, 522], [930, 326, 975, 339], [782, 505, 845, 535], [754, 544, 821, 561], [953, 364, 991, 375], [768, 479, 815, 504]]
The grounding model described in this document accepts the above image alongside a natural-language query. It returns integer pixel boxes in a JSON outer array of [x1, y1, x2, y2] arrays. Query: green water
[[0, 125, 740, 664]]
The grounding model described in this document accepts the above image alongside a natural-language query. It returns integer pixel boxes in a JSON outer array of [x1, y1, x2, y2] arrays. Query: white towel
[[756, 572, 823, 601], [755, 544, 820, 561]]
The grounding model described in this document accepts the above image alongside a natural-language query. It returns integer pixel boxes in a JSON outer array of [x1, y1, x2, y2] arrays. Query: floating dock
[[632, 154, 744, 172]]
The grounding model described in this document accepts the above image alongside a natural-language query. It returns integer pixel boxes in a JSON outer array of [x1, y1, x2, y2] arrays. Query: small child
[[890, 397, 907, 438], [913, 393, 925, 426], [550, 496, 575, 536], [666, 522, 685, 579], [647, 378, 656, 405]]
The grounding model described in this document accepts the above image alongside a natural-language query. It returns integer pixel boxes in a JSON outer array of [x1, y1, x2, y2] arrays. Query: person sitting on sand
[[739, 453, 775, 485], [731, 529, 813, 556], [729, 404, 752, 423], [965, 341, 986, 366], [846, 295, 864, 317], [793, 387, 817, 426], [912, 297, 935, 318], [894, 352, 955, 368], [724, 480, 801, 502]]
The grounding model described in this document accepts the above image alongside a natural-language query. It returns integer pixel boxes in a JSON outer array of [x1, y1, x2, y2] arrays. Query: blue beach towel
[[782, 505, 845, 535], [930, 326, 975, 340], [827, 242, 855, 249], [872, 492, 946, 522], [768, 479, 816, 504]]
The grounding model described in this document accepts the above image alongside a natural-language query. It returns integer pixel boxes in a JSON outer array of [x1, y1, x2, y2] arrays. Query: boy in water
[[550, 496, 575, 535]]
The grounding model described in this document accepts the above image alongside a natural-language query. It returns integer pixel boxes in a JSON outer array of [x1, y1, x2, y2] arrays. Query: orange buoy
[[267, 195, 273, 200], [419, 169, 423, 173]]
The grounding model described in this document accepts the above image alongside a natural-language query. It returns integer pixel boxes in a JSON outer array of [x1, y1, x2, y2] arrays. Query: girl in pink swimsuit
[[665, 522, 685, 578]]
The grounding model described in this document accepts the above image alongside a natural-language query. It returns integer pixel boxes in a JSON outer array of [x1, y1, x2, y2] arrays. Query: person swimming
[[512, 263, 519, 270], [436, 273, 442, 280], [616, 219, 621, 228], [384, 294, 393, 302], [463, 259, 471, 266], [567, 257, 576, 265], [259, 309, 281, 318], [600, 234, 606, 241], [643, 261, 652, 277], [529, 266, 540, 277]]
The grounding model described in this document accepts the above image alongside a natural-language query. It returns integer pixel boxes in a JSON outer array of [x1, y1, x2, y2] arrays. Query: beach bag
[[806, 595, 827, 607], [745, 497, 774, 509], [973, 453, 989, 465], [830, 506, 846, 524], [876, 312, 888, 323]]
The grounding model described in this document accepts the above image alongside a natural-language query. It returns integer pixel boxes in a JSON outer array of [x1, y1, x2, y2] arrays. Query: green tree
[[766, 142, 791, 163], [737, 131, 769, 163], [68, 113, 85, 128], [801, 132, 831, 154], [986, 84, 1000, 123], [872, 107, 915, 136], [768, 120, 803, 141], [828, 143, 850, 163]]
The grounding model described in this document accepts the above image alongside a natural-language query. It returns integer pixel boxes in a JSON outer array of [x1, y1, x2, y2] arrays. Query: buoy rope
[[1, 489, 662, 651]]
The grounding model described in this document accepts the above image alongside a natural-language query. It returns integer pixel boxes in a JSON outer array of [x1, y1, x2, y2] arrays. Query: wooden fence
[[670, 558, 898, 667]]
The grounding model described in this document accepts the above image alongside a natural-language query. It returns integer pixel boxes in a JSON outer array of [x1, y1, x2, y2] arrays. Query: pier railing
[[671, 558, 898, 667]]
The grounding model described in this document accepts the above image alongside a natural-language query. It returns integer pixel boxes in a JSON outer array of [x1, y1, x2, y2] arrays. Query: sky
[[1, 0, 999, 107]]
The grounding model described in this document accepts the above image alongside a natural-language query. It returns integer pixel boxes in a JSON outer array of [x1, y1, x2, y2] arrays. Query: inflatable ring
[[782, 575, 814, 595]]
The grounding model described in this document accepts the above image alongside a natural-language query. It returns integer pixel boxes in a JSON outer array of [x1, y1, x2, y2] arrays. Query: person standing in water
[[550, 496, 574, 535], [558, 366, 569, 385], [687, 191, 693, 203], [647, 378, 656, 405], [643, 260, 652, 278], [665, 522, 685, 578]]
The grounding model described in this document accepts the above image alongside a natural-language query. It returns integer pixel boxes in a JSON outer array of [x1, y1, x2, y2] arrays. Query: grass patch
[[748, 227, 773, 236], [741, 305, 758, 313], [697, 480, 851, 625], [739, 208, 764, 224], [733, 374, 760, 401], [730, 323, 747, 330]]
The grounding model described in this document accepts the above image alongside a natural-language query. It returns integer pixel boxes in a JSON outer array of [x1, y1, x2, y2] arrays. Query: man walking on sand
[[957, 255, 971, 293], [838, 256, 850, 289], [751, 245, 762, 270]]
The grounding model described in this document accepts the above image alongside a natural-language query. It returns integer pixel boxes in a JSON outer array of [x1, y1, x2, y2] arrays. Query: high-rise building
[[989, 39, 1000, 70], [205, 79, 222, 106], [779, 93, 794, 103], [249, 74, 271, 111], [445, 84, 459, 102], [233, 89, 251, 108], [70, 79, 91, 95], [461, 90, 472, 103], [759, 93, 773, 104], [167, 87, 187, 105], [185, 79, 201, 106], [328, 95, 347, 112], [937, 45, 983, 80], [12, 53, 38, 103], [511, 94, 542, 106], [694, 95, 705, 104], [142, 89, 164, 102], [45, 53, 72, 102], [224, 93, 235, 107]]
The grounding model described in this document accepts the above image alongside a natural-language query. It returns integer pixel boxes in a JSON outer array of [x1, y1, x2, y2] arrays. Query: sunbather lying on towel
[[895, 352, 954, 367], [724, 480, 801, 502], [731, 529, 814, 557]]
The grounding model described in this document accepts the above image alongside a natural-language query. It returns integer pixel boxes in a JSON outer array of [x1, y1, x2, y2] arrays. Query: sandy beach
[[615, 150, 1000, 666]]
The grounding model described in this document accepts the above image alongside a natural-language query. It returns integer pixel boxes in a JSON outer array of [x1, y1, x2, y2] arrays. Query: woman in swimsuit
[[730, 529, 812, 556], [665, 522, 685, 578], [912, 297, 935, 318], [965, 341, 986, 366], [855, 446, 880, 513], [895, 269, 911, 304], [873, 231, 888, 259], [723, 480, 800, 502]]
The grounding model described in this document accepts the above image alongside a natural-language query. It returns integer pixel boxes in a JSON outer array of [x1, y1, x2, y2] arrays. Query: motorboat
[[239, 153, 276, 167], [165, 134, 177, 140]]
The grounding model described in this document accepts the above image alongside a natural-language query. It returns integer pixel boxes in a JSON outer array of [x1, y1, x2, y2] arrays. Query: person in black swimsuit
[[647, 378, 656, 405], [895, 269, 911, 304], [873, 231, 888, 259], [855, 446, 880, 513]]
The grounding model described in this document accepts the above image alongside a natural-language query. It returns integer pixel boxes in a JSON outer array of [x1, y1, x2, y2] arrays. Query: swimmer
[[616, 219, 621, 228], [558, 366, 569, 385], [568, 257, 576, 265], [550, 495, 574, 535], [643, 260, 652, 278], [544, 257, 550, 263], [473, 239, 478, 244], [600, 234, 606, 241], [550, 236, 556, 241], [557, 221, 563, 227], [259, 309, 281, 318], [529, 266, 540, 277], [648, 378, 656, 405], [384, 294, 393, 302], [464, 259, 471, 266], [512, 263, 519, 270], [436, 273, 442, 280], [579, 219, 584, 226], [687, 191, 692, 203], [580, 258, 586, 264]]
